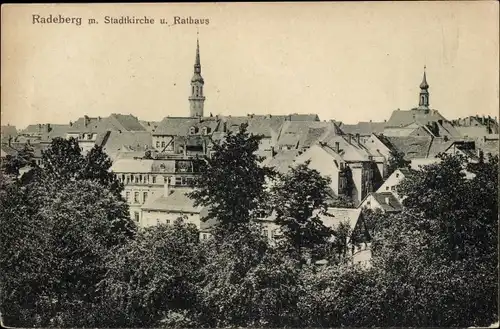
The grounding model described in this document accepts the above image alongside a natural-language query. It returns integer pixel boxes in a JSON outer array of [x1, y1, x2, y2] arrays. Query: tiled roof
[[141, 188, 202, 213], [110, 159, 155, 173], [371, 192, 403, 212], [277, 121, 339, 149], [154, 117, 220, 136], [427, 138, 455, 158], [322, 135, 372, 162], [385, 136, 433, 159], [69, 114, 146, 133], [1, 125, 17, 140], [39, 125, 71, 141], [319, 207, 362, 233], [385, 108, 448, 128], [263, 149, 300, 173], [110, 114, 146, 131], [339, 121, 386, 136], [0, 144, 18, 157], [139, 120, 160, 133], [98, 131, 152, 161]]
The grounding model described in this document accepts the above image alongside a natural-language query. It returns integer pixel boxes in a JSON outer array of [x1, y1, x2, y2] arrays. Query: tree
[[1, 144, 36, 176], [0, 138, 135, 327], [81, 145, 124, 197], [188, 123, 274, 239], [270, 160, 333, 260], [362, 153, 499, 326], [385, 149, 410, 178], [196, 224, 301, 327], [41, 137, 84, 181], [98, 219, 203, 327], [0, 179, 135, 327]]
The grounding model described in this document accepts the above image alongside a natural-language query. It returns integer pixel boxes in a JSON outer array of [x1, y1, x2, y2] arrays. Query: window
[[125, 191, 130, 201], [202, 233, 207, 240], [156, 218, 160, 225], [385, 186, 389, 191], [161, 141, 165, 148], [366, 200, 371, 206], [391, 186, 395, 191], [190, 127, 197, 135], [134, 212, 139, 222], [134, 192, 139, 203], [262, 229, 268, 237], [156, 141, 160, 148], [143, 192, 148, 203], [152, 176, 157, 184], [166, 219, 170, 225], [396, 173, 399, 178]]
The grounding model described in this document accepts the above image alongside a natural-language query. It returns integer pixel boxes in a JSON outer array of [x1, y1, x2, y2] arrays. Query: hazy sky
[[1, 2, 499, 129]]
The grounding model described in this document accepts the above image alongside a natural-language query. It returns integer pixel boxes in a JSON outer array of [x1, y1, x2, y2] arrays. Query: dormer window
[[202, 127, 211, 135], [190, 127, 198, 135]]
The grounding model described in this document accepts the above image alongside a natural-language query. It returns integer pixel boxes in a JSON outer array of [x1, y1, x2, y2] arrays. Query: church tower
[[189, 37, 205, 117], [418, 66, 430, 109]]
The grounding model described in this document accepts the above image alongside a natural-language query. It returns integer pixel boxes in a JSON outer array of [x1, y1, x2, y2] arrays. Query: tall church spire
[[418, 66, 430, 109], [189, 32, 205, 117]]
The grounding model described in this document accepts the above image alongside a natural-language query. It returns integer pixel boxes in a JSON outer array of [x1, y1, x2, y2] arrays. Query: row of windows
[[189, 126, 211, 135], [120, 174, 158, 185], [156, 140, 173, 149], [125, 191, 149, 204]]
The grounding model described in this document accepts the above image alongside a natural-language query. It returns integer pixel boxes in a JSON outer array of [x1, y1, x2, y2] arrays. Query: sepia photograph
[[1, 2, 499, 328]]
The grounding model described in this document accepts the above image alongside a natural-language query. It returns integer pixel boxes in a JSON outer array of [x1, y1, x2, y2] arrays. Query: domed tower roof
[[420, 67, 429, 90]]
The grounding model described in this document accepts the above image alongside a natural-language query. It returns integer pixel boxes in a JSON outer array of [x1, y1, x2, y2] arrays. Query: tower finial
[[418, 66, 429, 108], [189, 33, 205, 117]]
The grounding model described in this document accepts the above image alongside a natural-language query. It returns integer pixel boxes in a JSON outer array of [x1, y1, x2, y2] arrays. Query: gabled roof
[[154, 117, 220, 136], [110, 114, 147, 131], [319, 207, 362, 233], [339, 121, 386, 136], [277, 121, 340, 149], [139, 120, 160, 133], [68, 114, 146, 133], [370, 192, 403, 212], [141, 188, 203, 213], [97, 131, 152, 161], [322, 135, 372, 162], [1, 125, 17, 140], [262, 149, 300, 173], [384, 136, 433, 159], [385, 108, 448, 128]]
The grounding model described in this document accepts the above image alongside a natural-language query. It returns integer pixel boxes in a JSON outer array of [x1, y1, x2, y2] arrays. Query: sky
[[1, 2, 499, 129]]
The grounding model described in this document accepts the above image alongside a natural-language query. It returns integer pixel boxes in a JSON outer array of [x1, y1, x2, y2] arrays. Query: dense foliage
[[0, 134, 497, 327]]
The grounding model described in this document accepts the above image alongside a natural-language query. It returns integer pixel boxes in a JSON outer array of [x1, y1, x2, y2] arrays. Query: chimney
[[46, 123, 51, 133], [164, 176, 170, 197], [334, 142, 340, 153], [84, 115, 90, 127], [69, 121, 73, 127], [482, 116, 486, 125], [8, 136, 12, 147], [348, 134, 352, 144], [98, 116, 101, 121], [355, 133, 360, 144], [271, 146, 276, 157]]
